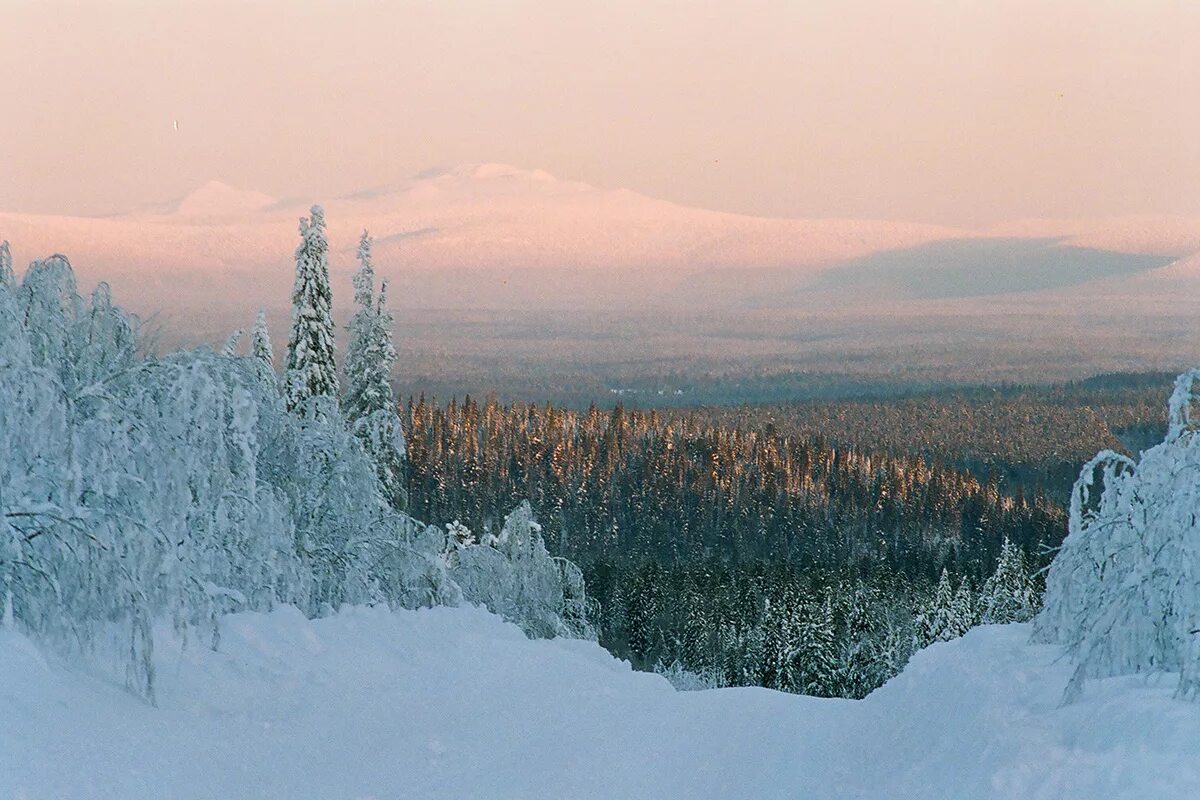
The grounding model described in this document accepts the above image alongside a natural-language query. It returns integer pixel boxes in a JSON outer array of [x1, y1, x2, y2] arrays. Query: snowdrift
[[3, 605, 1199, 799]]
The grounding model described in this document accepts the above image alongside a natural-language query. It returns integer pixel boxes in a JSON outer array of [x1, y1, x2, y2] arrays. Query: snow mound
[[3, 607, 1199, 799]]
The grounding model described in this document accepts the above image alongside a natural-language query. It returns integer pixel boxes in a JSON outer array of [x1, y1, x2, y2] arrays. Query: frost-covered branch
[[1036, 370, 1200, 700], [0, 248, 594, 706]]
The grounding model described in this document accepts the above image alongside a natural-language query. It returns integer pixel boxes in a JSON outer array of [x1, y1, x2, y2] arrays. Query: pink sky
[[1, 0, 1198, 225]]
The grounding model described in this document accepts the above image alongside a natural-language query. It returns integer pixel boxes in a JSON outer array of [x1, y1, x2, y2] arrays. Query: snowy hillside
[[6, 164, 1196, 322], [0, 164, 963, 292], [2, 605, 1197, 800]]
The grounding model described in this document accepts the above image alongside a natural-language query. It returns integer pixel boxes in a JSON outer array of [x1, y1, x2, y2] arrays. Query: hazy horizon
[[4, 1, 1200, 405], [3, 1, 1199, 225]]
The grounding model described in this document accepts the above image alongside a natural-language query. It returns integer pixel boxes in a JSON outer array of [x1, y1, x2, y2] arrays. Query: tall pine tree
[[285, 205, 337, 414], [0, 240, 12, 288], [250, 309, 276, 386], [343, 230, 407, 509], [344, 231, 395, 420], [980, 538, 1038, 623], [918, 569, 956, 645], [221, 329, 243, 356]]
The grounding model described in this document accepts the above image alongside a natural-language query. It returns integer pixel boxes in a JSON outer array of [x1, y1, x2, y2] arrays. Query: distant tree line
[[698, 377, 1168, 500]]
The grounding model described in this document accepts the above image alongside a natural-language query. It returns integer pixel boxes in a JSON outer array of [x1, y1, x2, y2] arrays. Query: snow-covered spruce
[[0, 253, 593, 704], [447, 504, 595, 640], [343, 230, 407, 510], [0, 240, 12, 287], [1036, 368, 1200, 700], [979, 537, 1039, 624], [284, 205, 338, 415], [249, 308, 276, 386], [221, 328, 244, 356]]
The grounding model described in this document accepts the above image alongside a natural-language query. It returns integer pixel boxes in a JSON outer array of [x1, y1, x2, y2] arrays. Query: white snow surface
[[3, 605, 1198, 799]]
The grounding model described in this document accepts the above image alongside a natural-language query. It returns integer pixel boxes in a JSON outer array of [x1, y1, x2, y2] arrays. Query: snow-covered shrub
[[451, 501, 596, 640], [1036, 368, 1200, 699], [445, 520, 476, 549], [0, 254, 591, 703], [653, 658, 727, 691], [554, 555, 598, 640]]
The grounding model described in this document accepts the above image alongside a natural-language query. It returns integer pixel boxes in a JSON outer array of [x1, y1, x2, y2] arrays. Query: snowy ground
[[3, 606, 1199, 800]]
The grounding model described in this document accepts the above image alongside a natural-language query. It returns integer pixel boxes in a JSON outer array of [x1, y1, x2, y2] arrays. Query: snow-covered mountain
[[2, 605, 1197, 799], [3, 165, 1197, 383], [6, 164, 1193, 320], [984, 214, 1200, 257], [0, 164, 967, 303]]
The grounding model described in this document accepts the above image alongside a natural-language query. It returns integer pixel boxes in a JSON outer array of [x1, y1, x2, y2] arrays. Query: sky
[[1, 0, 1198, 225]]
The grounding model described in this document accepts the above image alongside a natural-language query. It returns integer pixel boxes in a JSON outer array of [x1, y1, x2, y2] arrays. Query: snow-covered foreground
[[3, 606, 1198, 800]]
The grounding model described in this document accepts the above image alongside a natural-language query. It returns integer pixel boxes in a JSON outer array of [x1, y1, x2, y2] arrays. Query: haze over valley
[[4, 163, 1198, 404]]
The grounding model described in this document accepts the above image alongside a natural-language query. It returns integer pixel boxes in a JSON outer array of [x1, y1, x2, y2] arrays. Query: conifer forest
[[403, 396, 1063, 695]]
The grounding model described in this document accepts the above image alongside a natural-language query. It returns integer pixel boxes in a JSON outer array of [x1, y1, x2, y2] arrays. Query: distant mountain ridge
[[0, 164, 1196, 322]]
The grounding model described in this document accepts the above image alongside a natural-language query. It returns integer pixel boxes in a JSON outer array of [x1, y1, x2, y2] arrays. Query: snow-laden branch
[[1037, 369, 1200, 700], [0, 250, 594, 705]]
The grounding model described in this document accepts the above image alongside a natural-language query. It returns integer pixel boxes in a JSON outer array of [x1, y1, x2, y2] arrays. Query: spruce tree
[[344, 230, 395, 421], [342, 230, 407, 509], [918, 569, 956, 645], [839, 582, 881, 698], [774, 594, 806, 692], [221, 329, 243, 357], [980, 538, 1038, 623], [250, 309, 275, 380], [760, 595, 788, 690], [284, 205, 337, 414], [794, 598, 837, 696], [950, 579, 976, 637], [739, 623, 766, 686], [680, 586, 712, 672], [0, 240, 12, 288]]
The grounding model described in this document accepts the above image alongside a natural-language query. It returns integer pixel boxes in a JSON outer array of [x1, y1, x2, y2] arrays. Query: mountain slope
[[3, 166, 1195, 383], [2, 168, 1192, 318], [2, 606, 1197, 799], [0, 165, 967, 307], [0, 166, 952, 310]]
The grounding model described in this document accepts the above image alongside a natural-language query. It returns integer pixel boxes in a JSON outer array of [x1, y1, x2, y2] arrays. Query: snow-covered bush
[[443, 520, 476, 558], [1036, 368, 1200, 699], [653, 658, 727, 691], [450, 502, 597, 640], [0, 253, 592, 703]]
